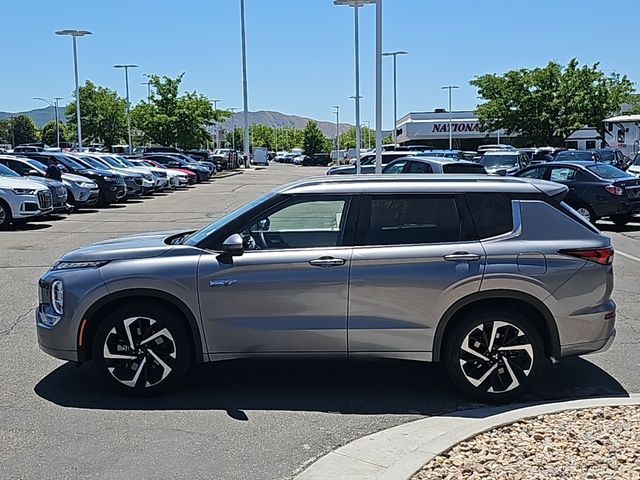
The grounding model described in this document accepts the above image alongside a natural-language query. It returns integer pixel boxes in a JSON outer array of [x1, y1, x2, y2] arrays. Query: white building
[[395, 110, 510, 149]]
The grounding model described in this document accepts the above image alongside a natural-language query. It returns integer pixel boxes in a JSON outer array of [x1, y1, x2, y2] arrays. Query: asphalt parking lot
[[1, 164, 639, 480]]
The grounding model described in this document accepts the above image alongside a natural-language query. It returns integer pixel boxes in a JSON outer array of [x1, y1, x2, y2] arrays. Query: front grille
[[134, 178, 143, 186], [37, 191, 52, 209]]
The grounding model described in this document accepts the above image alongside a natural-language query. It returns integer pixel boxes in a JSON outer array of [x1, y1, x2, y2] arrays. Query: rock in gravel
[[412, 405, 640, 480]]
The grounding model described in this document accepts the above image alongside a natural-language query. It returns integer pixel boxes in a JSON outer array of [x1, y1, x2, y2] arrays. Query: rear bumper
[[562, 328, 616, 358]]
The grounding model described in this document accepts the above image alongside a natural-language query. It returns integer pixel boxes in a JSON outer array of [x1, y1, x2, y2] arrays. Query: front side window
[[406, 161, 432, 173], [383, 161, 408, 174], [364, 196, 465, 246], [239, 198, 349, 250], [518, 167, 547, 179]]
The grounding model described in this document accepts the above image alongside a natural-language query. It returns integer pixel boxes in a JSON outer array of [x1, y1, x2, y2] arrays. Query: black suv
[[17, 153, 126, 206]]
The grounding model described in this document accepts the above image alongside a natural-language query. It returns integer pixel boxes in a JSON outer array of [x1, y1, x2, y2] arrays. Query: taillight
[[605, 185, 624, 196], [559, 247, 614, 265]]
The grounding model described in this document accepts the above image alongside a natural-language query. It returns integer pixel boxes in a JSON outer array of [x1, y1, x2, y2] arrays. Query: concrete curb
[[294, 394, 640, 480]]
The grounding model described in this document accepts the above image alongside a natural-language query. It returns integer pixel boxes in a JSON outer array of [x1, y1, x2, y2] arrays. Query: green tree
[[132, 74, 230, 149], [250, 124, 275, 149], [0, 119, 11, 144], [40, 121, 68, 146], [470, 59, 635, 146], [338, 126, 375, 150], [382, 133, 393, 145], [302, 121, 328, 155], [226, 127, 244, 151], [10, 115, 39, 146], [65, 80, 127, 147]]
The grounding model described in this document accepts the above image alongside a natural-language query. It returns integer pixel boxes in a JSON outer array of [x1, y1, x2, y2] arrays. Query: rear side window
[[443, 163, 487, 174], [406, 161, 432, 173], [364, 196, 466, 245], [465, 193, 513, 239]]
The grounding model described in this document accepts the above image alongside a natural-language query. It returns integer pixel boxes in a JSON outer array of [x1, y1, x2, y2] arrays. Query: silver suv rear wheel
[[444, 308, 544, 403]]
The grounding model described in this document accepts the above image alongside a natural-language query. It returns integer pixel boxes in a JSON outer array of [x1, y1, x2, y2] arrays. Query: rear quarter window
[[465, 193, 513, 239]]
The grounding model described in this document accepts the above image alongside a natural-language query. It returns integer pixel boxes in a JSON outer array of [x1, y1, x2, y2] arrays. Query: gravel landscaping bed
[[413, 405, 640, 480]]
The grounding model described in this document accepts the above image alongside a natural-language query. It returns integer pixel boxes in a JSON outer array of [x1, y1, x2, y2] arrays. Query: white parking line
[[617, 250, 640, 263]]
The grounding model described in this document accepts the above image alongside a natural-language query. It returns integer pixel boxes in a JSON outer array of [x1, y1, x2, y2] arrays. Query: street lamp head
[[55, 29, 92, 37], [114, 64, 139, 69], [441, 85, 460, 90], [383, 51, 409, 57], [333, 0, 375, 6]]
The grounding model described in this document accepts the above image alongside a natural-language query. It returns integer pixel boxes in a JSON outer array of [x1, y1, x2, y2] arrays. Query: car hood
[[0, 176, 49, 190], [62, 172, 95, 183], [59, 229, 191, 262]]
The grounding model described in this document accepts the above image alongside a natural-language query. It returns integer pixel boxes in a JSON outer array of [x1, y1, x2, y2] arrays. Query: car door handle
[[444, 252, 481, 262], [309, 257, 346, 267]]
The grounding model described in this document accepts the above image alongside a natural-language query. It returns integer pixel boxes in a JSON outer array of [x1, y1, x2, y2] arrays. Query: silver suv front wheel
[[444, 308, 544, 403], [93, 303, 192, 394]]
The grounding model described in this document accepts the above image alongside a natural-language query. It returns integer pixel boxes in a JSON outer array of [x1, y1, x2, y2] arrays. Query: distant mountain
[[210, 110, 352, 138], [0, 106, 63, 128], [1, 106, 352, 138]]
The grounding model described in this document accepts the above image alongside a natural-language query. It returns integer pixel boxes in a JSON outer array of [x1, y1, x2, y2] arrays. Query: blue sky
[[2, 0, 639, 129]]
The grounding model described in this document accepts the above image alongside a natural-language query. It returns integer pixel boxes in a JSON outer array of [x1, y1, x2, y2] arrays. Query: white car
[[129, 159, 188, 187], [0, 171, 54, 229]]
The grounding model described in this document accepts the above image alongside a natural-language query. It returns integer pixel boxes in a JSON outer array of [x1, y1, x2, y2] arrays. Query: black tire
[[444, 308, 545, 403], [93, 303, 193, 395], [611, 214, 634, 226], [0, 199, 12, 230], [574, 204, 596, 224]]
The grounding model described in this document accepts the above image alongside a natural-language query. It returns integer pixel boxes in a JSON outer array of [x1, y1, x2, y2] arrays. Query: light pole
[[441, 85, 459, 150], [332, 105, 340, 158], [364, 120, 371, 149], [228, 107, 238, 153], [56, 29, 92, 150], [212, 99, 222, 149], [374, 0, 382, 173], [240, 0, 250, 168], [383, 50, 409, 145], [334, 1, 374, 174], [34, 96, 63, 148], [141, 81, 151, 101], [114, 64, 138, 153]]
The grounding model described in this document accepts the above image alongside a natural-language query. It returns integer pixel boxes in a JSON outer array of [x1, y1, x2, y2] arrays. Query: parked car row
[[0, 151, 216, 230]]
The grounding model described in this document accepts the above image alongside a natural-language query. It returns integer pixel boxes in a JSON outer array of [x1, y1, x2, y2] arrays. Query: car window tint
[[383, 161, 408, 174], [586, 164, 629, 179], [240, 199, 348, 250], [518, 167, 546, 179], [465, 193, 513, 239], [406, 161, 432, 173], [550, 168, 578, 182], [443, 163, 486, 174], [365, 196, 462, 245]]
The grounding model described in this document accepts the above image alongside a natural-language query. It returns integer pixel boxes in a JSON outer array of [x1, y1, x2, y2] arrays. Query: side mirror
[[28, 169, 41, 176], [222, 233, 244, 257]]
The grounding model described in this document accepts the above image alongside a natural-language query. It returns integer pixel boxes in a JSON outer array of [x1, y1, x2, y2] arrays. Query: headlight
[[52, 260, 110, 271], [74, 180, 97, 188], [51, 280, 64, 315], [143, 174, 153, 181], [11, 188, 37, 195], [102, 176, 116, 182]]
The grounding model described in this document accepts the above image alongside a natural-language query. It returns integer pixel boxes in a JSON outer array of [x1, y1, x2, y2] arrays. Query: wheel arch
[[432, 290, 561, 362], [77, 288, 205, 364]]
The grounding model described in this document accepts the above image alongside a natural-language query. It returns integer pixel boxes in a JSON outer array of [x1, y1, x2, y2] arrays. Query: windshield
[[0, 163, 20, 177], [596, 150, 614, 161], [633, 154, 640, 166], [25, 159, 48, 172], [480, 154, 518, 168], [59, 155, 88, 170], [80, 156, 110, 170], [100, 156, 125, 168], [185, 192, 275, 246], [115, 156, 136, 167], [555, 151, 594, 161], [587, 164, 630, 179]]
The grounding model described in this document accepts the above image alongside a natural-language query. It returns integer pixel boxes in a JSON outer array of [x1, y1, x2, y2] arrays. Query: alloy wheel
[[459, 321, 534, 394], [0, 204, 6, 226], [103, 316, 177, 388], [576, 207, 592, 222]]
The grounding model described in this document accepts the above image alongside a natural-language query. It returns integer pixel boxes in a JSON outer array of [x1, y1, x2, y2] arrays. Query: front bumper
[[76, 188, 99, 207], [102, 184, 126, 203]]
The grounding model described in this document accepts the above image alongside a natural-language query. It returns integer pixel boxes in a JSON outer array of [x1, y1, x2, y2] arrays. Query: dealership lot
[[1, 164, 639, 480]]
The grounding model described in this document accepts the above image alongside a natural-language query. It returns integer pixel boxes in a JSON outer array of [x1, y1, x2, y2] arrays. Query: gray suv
[[36, 175, 616, 402]]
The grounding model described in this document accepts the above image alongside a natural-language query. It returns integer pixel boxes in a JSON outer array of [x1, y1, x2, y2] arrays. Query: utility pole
[[441, 85, 459, 150]]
